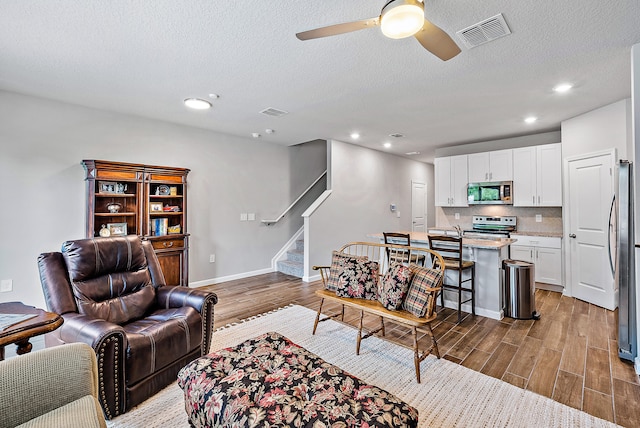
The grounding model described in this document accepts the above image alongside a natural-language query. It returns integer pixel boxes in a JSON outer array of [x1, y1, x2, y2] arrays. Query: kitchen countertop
[[367, 232, 516, 250], [510, 231, 563, 238]]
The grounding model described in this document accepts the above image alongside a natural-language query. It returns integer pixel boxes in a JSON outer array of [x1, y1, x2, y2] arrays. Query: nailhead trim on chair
[[96, 334, 123, 419], [201, 296, 215, 355]]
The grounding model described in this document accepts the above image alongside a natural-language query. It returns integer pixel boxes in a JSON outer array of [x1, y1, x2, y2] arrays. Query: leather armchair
[[38, 235, 217, 419]]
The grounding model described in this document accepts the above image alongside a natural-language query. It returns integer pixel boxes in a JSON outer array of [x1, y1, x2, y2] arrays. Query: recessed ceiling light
[[208, 93, 220, 99], [350, 132, 360, 140], [265, 128, 275, 134], [524, 116, 538, 124], [553, 83, 573, 93], [184, 98, 212, 110], [251, 133, 261, 138], [383, 142, 392, 149]]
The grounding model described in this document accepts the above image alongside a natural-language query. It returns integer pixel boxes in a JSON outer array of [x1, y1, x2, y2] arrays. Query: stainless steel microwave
[[467, 181, 513, 205]]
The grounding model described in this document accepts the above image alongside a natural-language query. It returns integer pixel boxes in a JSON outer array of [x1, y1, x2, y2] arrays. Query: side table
[[0, 301, 63, 361]]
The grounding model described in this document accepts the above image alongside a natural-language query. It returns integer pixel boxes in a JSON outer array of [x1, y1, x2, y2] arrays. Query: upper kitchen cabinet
[[513, 143, 562, 207], [468, 149, 513, 183], [435, 155, 468, 207]]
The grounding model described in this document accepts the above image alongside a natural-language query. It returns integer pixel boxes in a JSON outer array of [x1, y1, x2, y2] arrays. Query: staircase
[[276, 238, 304, 278]]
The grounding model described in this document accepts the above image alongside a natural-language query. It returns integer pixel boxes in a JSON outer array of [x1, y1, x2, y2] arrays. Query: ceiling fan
[[296, 0, 461, 61]]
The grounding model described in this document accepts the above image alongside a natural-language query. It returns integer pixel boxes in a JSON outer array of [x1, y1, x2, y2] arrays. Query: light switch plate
[[248, 213, 256, 221], [240, 213, 248, 221], [455, 213, 460, 220], [0, 279, 12, 292], [535, 214, 542, 222]]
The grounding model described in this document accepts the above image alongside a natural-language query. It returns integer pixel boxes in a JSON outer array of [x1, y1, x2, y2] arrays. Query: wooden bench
[[312, 241, 445, 383]]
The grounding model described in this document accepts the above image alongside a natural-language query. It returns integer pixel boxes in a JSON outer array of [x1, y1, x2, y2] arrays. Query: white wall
[[307, 140, 434, 269], [0, 91, 325, 307], [561, 98, 631, 161]]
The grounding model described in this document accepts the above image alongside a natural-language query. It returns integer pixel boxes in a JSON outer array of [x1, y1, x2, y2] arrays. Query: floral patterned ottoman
[[177, 332, 418, 427]]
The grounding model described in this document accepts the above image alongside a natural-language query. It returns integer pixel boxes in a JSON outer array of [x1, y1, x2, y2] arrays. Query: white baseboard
[[302, 273, 321, 283], [189, 267, 274, 288], [441, 299, 503, 321]]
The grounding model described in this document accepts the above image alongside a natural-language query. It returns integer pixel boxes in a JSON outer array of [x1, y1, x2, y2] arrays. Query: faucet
[[453, 225, 462, 237]]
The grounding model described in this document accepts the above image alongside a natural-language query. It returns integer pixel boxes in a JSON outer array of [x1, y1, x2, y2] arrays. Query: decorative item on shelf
[[162, 205, 180, 212], [107, 222, 127, 236], [169, 186, 178, 196], [99, 181, 127, 194], [156, 185, 170, 195], [168, 224, 181, 234], [99, 224, 111, 237], [152, 218, 168, 236], [106, 202, 122, 213], [150, 202, 163, 212]]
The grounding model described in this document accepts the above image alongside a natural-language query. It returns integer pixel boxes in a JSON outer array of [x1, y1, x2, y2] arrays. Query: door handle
[[569, 233, 576, 238]]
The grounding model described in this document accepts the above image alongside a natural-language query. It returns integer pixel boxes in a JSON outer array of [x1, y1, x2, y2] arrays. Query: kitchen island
[[368, 232, 516, 320]]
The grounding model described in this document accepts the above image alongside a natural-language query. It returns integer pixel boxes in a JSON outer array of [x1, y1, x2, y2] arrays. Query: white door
[[567, 152, 616, 309], [411, 181, 426, 232]]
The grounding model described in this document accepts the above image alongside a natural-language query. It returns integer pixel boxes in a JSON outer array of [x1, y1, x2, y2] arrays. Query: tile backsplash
[[435, 206, 563, 234]]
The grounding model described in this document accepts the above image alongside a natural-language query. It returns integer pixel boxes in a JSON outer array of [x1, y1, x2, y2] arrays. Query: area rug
[[107, 305, 616, 428]]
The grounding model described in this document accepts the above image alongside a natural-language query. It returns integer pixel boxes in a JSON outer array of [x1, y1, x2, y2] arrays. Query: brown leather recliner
[[37, 235, 217, 420]]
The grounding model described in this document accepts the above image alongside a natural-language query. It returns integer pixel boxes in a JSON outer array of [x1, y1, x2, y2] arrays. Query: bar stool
[[383, 232, 426, 266], [427, 235, 475, 323]]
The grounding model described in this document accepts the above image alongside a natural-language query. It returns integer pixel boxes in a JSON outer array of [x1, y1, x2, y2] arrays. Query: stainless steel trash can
[[502, 259, 540, 320]]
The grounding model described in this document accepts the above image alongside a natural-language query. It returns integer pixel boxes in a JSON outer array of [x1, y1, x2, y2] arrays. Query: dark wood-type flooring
[[200, 272, 640, 427]]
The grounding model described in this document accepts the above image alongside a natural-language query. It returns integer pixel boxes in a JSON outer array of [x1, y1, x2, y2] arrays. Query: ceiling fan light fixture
[[380, 0, 424, 39]]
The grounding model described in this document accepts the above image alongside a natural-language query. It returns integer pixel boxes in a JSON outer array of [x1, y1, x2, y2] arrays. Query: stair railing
[[262, 170, 327, 225]]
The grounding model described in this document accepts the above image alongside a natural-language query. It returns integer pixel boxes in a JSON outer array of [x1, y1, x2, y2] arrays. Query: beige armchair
[[0, 342, 106, 428]]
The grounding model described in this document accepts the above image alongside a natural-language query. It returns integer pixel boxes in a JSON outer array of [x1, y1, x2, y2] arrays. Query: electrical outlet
[[535, 214, 542, 223], [0, 279, 12, 292], [240, 213, 248, 221], [455, 213, 460, 220], [396, 210, 400, 218], [209, 254, 215, 263], [247, 213, 256, 221]]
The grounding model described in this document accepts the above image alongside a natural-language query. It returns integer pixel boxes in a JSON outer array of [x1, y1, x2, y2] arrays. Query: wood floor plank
[[461, 348, 491, 372], [506, 335, 543, 379], [553, 370, 584, 410], [481, 342, 518, 379], [559, 334, 587, 376], [584, 347, 613, 395], [502, 372, 528, 389], [583, 388, 614, 423], [612, 378, 640, 428], [475, 322, 511, 353], [527, 347, 562, 398], [608, 339, 640, 385], [502, 319, 534, 346], [542, 318, 569, 352]]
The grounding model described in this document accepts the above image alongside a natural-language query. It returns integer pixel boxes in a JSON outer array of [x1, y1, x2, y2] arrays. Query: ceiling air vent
[[260, 107, 289, 117], [456, 13, 511, 49]]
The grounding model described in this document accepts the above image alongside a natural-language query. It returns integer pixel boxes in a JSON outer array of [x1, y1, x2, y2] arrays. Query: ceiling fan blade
[[296, 18, 379, 41], [414, 19, 461, 61]]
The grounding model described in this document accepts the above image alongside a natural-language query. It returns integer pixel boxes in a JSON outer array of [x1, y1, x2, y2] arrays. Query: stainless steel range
[[463, 216, 516, 239]]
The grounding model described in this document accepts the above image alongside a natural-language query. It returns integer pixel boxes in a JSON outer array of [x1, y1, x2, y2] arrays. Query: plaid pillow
[[335, 258, 379, 300], [326, 251, 368, 291], [403, 265, 443, 317], [378, 262, 413, 310]]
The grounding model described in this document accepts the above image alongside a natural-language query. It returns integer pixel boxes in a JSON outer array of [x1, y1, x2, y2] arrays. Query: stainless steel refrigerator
[[616, 160, 637, 361]]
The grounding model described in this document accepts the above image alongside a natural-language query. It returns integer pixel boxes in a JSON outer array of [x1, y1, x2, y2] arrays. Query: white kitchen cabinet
[[434, 155, 468, 207], [468, 149, 513, 182], [513, 143, 562, 206], [510, 235, 562, 285]]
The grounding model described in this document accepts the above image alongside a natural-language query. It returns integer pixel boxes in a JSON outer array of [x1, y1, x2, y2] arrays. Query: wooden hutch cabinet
[[82, 160, 190, 286]]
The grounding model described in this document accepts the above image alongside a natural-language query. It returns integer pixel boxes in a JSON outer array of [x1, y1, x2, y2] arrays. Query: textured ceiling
[[1, 1, 639, 162]]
